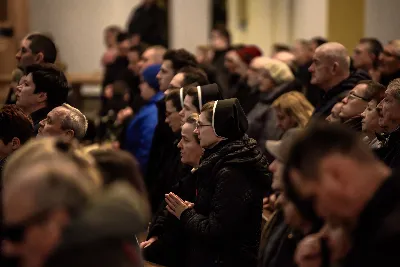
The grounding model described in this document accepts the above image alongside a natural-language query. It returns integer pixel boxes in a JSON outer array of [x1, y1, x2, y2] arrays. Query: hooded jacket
[[312, 70, 371, 119], [180, 135, 270, 267]]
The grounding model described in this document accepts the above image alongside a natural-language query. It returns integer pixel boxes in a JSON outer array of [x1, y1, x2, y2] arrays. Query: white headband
[[197, 86, 203, 111], [179, 87, 184, 108]]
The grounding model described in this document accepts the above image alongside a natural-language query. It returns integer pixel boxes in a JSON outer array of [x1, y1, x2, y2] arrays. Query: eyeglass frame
[[195, 121, 212, 129]]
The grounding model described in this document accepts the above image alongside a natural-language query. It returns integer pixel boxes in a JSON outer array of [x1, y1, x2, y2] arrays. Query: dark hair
[[26, 34, 57, 64], [178, 66, 209, 86], [165, 88, 184, 111], [129, 44, 144, 55], [200, 101, 215, 123], [186, 113, 200, 144], [0, 105, 34, 145], [116, 32, 129, 43], [310, 37, 328, 48], [359, 38, 383, 69], [272, 43, 291, 53], [24, 64, 69, 109], [186, 86, 201, 112], [284, 121, 374, 181], [358, 80, 386, 102], [212, 26, 231, 45], [104, 25, 121, 35], [90, 149, 147, 195], [163, 49, 197, 74]]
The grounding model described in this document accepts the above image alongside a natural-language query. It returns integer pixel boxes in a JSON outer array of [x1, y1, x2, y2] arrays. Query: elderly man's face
[[308, 49, 334, 89], [247, 57, 265, 87], [2, 177, 67, 267], [379, 44, 400, 75], [379, 87, 400, 132], [38, 107, 73, 140]]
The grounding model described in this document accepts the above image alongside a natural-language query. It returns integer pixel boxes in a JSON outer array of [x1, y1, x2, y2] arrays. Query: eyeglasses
[[348, 92, 370, 102], [195, 122, 212, 129]]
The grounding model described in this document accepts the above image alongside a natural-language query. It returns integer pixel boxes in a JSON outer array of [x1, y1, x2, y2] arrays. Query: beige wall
[[30, 0, 139, 73], [365, 0, 400, 44], [169, 0, 211, 53], [292, 0, 327, 40]]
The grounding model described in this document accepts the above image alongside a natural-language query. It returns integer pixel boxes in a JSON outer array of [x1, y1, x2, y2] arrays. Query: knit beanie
[[142, 64, 161, 91], [263, 59, 295, 85], [235, 45, 263, 65]]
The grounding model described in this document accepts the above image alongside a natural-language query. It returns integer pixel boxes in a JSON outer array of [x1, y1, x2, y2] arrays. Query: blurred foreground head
[[2, 138, 150, 267]]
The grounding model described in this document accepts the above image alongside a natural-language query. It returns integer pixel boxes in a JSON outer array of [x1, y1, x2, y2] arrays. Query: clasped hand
[[165, 192, 194, 219]]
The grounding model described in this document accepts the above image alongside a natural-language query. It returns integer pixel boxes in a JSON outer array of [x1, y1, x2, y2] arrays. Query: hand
[[165, 192, 191, 219], [116, 107, 133, 124], [295, 234, 322, 267], [104, 85, 114, 99], [184, 201, 194, 208], [139, 236, 158, 249]]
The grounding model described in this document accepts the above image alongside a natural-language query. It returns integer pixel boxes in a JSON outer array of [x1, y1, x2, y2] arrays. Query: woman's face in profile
[[178, 123, 203, 166]]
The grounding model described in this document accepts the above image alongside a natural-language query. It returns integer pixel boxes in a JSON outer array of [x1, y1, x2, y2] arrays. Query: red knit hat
[[235, 45, 263, 65]]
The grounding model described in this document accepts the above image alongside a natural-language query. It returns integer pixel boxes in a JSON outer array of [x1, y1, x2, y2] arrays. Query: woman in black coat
[[166, 98, 270, 267]]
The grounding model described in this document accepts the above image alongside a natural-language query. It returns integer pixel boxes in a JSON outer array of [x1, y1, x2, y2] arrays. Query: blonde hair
[[262, 59, 294, 85], [272, 91, 314, 128]]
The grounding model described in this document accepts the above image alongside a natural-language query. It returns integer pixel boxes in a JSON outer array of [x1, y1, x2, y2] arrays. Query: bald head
[[309, 42, 350, 91], [316, 42, 350, 71], [273, 51, 296, 68], [138, 45, 166, 72]]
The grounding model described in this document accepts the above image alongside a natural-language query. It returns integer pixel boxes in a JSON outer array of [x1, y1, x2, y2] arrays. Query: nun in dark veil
[[179, 83, 224, 124], [165, 98, 270, 267]]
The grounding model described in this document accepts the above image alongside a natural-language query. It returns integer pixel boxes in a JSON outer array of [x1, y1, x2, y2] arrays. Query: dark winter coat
[[258, 210, 301, 267], [144, 170, 197, 267], [246, 80, 302, 153], [312, 70, 370, 119], [180, 136, 270, 267], [374, 128, 400, 169], [379, 69, 400, 87], [342, 171, 400, 267]]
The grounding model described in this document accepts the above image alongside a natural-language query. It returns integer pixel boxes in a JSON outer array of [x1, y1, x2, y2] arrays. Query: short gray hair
[[387, 78, 400, 102], [60, 104, 88, 140]]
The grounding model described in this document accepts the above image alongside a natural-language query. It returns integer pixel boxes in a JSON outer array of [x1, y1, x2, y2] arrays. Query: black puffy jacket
[[180, 136, 270, 267]]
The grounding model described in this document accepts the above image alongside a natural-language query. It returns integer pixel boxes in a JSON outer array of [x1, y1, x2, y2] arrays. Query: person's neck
[[349, 162, 391, 229], [22, 103, 47, 115], [364, 131, 376, 142], [360, 64, 373, 73], [321, 72, 350, 92]]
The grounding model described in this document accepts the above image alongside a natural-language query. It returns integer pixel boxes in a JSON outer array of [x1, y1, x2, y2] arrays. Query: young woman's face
[[179, 95, 198, 126], [361, 100, 382, 134], [177, 123, 203, 166], [194, 112, 219, 148]]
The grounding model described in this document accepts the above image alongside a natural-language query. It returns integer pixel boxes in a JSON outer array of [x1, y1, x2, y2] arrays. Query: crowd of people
[[3, 1, 400, 266]]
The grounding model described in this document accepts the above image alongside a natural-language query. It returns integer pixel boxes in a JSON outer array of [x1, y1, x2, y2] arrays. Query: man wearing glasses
[[339, 80, 386, 131]]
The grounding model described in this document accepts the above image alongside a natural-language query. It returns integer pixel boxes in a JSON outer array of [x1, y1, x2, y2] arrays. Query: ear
[[332, 62, 339, 74], [35, 52, 45, 63], [320, 154, 349, 188], [64, 129, 75, 140], [37, 92, 48, 103], [11, 137, 21, 151]]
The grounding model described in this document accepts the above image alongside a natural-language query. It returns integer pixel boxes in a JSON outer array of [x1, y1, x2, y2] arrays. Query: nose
[[179, 109, 184, 118], [268, 159, 277, 173], [342, 96, 349, 104], [193, 127, 199, 135], [177, 139, 182, 149], [39, 119, 45, 127], [361, 109, 366, 118], [15, 50, 21, 60], [308, 64, 314, 72], [165, 116, 169, 123], [156, 71, 161, 80]]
